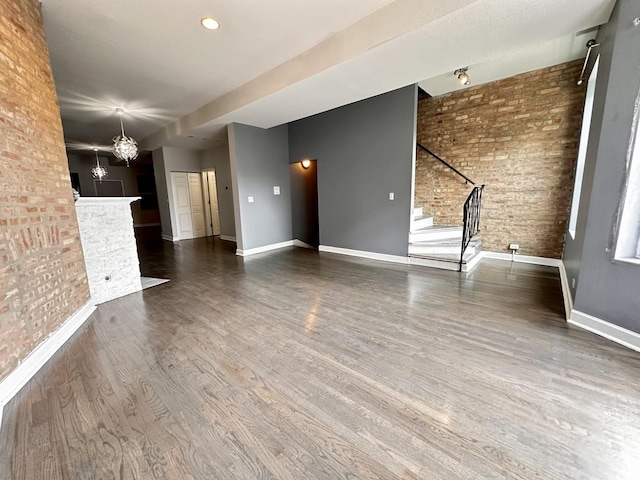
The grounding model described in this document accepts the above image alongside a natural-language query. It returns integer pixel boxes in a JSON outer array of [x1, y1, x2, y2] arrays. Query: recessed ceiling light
[[201, 17, 220, 30]]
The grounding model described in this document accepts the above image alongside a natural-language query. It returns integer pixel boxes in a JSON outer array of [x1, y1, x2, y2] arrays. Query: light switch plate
[[273, 186, 280, 195], [248, 196, 254, 203], [389, 192, 395, 200]]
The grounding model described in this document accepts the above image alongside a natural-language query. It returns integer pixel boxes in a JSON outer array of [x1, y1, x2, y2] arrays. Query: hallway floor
[[1, 238, 639, 479]]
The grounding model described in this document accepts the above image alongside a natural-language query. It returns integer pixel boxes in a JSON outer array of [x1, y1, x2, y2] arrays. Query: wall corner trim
[[0, 299, 96, 432], [569, 310, 640, 354], [558, 261, 574, 320], [219, 235, 237, 243], [236, 240, 294, 257], [161, 235, 179, 242], [319, 245, 409, 265]]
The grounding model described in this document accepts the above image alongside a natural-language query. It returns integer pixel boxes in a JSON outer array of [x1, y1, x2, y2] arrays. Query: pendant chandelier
[[91, 148, 108, 182], [112, 107, 139, 167]]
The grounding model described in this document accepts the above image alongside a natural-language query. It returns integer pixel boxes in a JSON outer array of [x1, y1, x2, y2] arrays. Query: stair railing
[[460, 185, 484, 272], [416, 142, 475, 185], [416, 142, 484, 272]]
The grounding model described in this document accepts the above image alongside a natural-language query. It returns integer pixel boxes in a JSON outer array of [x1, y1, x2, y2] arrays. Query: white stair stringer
[[412, 215, 433, 231], [409, 243, 476, 256], [410, 225, 462, 243], [409, 247, 483, 272], [408, 230, 483, 273], [411, 206, 433, 231]]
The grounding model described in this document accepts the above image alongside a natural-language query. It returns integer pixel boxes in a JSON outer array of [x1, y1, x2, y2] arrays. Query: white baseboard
[[220, 235, 237, 242], [161, 235, 178, 242], [317, 247, 561, 270], [408, 251, 558, 273], [558, 262, 574, 320], [480, 251, 562, 267], [236, 240, 294, 257], [0, 300, 96, 430], [293, 239, 316, 250], [569, 310, 640, 354], [409, 256, 458, 270], [319, 245, 409, 265]]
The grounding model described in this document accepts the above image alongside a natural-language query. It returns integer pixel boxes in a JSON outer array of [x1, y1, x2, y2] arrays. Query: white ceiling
[[42, 0, 615, 153]]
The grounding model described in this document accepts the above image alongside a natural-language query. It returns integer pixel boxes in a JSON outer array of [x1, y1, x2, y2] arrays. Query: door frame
[[202, 168, 221, 237]]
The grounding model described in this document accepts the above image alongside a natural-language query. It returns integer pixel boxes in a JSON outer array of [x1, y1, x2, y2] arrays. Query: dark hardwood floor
[[1, 237, 639, 479]]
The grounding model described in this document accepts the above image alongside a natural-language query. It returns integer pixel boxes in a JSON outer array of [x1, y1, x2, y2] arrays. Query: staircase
[[408, 207, 483, 272]]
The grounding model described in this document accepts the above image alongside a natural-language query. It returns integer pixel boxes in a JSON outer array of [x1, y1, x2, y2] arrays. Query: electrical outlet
[[389, 192, 395, 200], [248, 196, 254, 203], [509, 243, 520, 250], [273, 186, 280, 195]]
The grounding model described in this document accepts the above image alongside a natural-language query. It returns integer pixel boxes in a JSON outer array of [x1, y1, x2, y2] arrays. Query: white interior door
[[171, 172, 194, 239], [207, 171, 221, 236], [188, 173, 206, 238]]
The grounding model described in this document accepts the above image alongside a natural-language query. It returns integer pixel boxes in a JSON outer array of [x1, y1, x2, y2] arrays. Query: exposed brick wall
[[0, 0, 89, 380], [416, 61, 586, 258]]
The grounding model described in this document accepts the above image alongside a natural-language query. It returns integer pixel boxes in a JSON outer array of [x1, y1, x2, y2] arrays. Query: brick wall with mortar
[[0, 0, 90, 380], [416, 60, 586, 258]]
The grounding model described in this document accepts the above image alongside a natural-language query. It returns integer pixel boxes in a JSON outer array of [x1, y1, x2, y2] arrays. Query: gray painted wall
[[288, 85, 417, 257], [228, 123, 292, 252], [152, 146, 203, 239], [290, 161, 319, 247], [201, 144, 236, 238], [152, 148, 172, 238], [68, 154, 136, 198], [563, 0, 640, 333]]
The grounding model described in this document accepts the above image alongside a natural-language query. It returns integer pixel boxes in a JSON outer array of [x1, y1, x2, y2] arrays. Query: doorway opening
[[290, 160, 319, 248]]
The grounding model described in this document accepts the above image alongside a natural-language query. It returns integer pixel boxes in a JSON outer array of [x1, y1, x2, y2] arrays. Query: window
[[569, 56, 599, 239], [614, 84, 640, 263]]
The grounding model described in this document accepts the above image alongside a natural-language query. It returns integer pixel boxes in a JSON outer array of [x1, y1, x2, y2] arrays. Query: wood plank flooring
[[1, 237, 640, 479]]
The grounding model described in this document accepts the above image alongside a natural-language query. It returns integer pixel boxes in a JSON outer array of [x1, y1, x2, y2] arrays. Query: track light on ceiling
[[577, 39, 600, 86], [454, 67, 470, 86], [91, 147, 108, 183], [112, 107, 139, 167]]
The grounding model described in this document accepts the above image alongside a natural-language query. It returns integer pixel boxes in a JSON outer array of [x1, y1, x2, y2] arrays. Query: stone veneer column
[[75, 197, 143, 305]]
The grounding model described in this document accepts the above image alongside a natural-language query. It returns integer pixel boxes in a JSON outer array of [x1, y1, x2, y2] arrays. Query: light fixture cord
[[120, 116, 125, 136], [95, 150, 100, 166]]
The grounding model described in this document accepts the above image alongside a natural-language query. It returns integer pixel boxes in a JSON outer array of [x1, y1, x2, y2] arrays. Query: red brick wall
[[416, 61, 585, 258], [0, 0, 89, 380]]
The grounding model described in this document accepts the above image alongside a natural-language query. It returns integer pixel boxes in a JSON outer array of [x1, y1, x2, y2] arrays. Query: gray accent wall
[[563, 0, 640, 333], [201, 144, 236, 238], [228, 123, 292, 252], [152, 146, 203, 239], [152, 148, 172, 238], [288, 85, 417, 257]]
